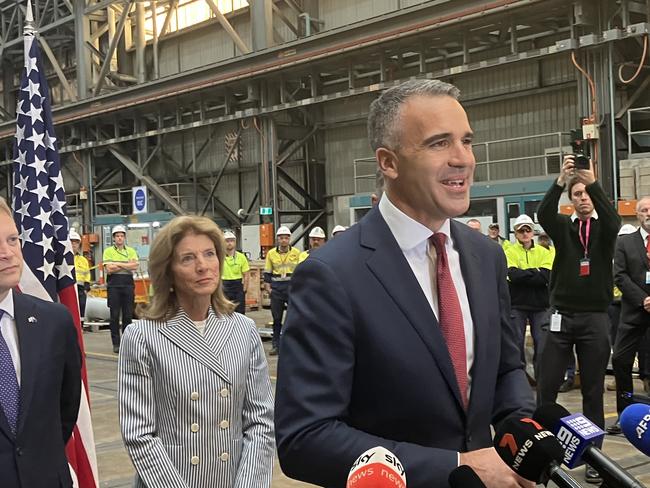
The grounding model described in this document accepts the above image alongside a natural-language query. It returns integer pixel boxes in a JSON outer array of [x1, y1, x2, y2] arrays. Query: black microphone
[[448, 465, 486, 487], [493, 417, 583, 488], [534, 403, 644, 488]]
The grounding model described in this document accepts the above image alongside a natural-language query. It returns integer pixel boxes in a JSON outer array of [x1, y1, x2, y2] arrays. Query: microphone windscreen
[[346, 446, 406, 488], [621, 403, 650, 456], [493, 417, 564, 482], [448, 465, 486, 488], [533, 403, 571, 432]]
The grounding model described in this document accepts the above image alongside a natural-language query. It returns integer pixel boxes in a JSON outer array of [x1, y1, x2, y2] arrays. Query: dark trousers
[[270, 284, 289, 350], [511, 308, 549, 380], [538, 311, 611, 433], [108, 285, 134, 347], [613, 321, 650, 413], [223, 280, 246, 314], [76, 284, 87, 319]]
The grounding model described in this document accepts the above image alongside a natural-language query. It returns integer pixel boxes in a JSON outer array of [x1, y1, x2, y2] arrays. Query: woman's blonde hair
[[0, 196, 12, 218], [140, 215, 235, 320]]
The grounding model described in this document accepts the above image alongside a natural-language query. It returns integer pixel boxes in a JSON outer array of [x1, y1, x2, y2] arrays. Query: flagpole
[[24, 0, 35, 36]]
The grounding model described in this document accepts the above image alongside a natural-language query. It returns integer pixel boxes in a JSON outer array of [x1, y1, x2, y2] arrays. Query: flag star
[[15, 200, 31, 219], [56, 257, 75, 281], [14, 173, 29, 194], [34, 206, 51, 228], [54, 222, 65, 237], [25, 53, 38, 76], [50, 193, 66, 215], [15, 124, 25, 144], [44, 132, 57, 150], [28, 105, 42, 126], [61, 238, 74, 256], [34, 183, 49, 203], [15, 99, 27, 117], [32, 155, 48, 175], [21, 78, 41, 98], [38, 259, 55, 280], [14, 148, 27, 165], [36, 233, 54, 253], [20, 226, 34, 244], [50, 173, 64, 193], [27, 130, 45, 150]]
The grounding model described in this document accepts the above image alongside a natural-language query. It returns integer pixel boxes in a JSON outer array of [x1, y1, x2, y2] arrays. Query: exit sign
[[259, 207, 273, 215]]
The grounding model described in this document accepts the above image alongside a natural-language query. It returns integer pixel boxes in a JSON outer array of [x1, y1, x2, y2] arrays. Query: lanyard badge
[[578, 219, 591, 277]]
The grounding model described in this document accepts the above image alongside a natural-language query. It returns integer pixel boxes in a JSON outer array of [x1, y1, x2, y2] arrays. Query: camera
[[570, 129, 590, 170]]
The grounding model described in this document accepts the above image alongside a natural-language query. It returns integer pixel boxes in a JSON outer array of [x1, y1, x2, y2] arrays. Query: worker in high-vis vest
[[298, 226, 326, 263], [221, 230, 250, 315], [103, 225, 139, 353], [70, 229, 90, 320], [264, 225, 300, 355]]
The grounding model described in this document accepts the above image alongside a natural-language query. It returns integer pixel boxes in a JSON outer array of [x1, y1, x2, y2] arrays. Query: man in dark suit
[[0, 197, 81, 487], [275, 80, 535, 488], [611, 197, 650, 430]]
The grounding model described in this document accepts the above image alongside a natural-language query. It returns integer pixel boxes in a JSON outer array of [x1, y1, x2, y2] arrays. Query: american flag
[[11, 12, 98, 488]]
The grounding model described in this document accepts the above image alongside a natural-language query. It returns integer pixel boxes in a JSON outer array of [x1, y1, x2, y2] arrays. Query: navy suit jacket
[[615, 230, 650, 326], [275, 207, 534, 488], [0, 291, 81, 488]]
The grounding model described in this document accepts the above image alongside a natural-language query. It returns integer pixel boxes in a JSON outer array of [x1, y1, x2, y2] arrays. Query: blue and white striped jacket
[[118, 307, 274, 487]]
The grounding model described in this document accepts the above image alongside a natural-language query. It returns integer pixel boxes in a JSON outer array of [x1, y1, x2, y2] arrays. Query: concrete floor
[[84, 310, 650, 487]]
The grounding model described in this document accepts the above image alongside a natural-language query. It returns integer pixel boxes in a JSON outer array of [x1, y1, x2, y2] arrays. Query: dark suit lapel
[[159, 308, 232, 384], [633, 231, 649, 271], [12, 292, 42, 435], [450, 221, 485, 412], [361, 208, 464, 409]]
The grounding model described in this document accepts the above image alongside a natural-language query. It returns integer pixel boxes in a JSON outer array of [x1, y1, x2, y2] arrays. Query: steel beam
[[108, 145, 187, 215], [250, 0, 273, 51], [200, 127, 242, 215], [94, 1, 132, 96], [39, 35, 78, 101], [204, 0, 251, 55], [74, 0, 91, 98]]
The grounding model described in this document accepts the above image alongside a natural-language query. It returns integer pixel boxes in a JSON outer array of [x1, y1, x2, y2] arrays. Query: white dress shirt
[[0, 290, 21, 386], [378, 195, 475, 384], [641, 227, 649, 248]]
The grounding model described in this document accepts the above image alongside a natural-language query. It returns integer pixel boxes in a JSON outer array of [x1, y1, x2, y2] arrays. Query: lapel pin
[[27, 316, 37, 323]]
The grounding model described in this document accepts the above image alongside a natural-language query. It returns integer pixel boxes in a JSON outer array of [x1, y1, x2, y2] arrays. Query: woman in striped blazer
[[118, 215, 274, 487]]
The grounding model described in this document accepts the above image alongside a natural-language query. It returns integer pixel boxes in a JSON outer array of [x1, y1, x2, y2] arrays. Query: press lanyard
[[578, 218, 591, 258], [225, 254, 240, 271], [113, 246, 129, 259]]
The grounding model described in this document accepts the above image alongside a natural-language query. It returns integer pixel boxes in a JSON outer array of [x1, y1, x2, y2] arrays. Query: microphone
[[620, 403, 650, 456], [534, 403, 644, 488], [346, 446, 406, 488], [493, 417, 582, 487], [449, 465, 486, 487]]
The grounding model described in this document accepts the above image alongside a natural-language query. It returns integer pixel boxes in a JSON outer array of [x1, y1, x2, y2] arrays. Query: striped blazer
[[118, 307, 275, 488]]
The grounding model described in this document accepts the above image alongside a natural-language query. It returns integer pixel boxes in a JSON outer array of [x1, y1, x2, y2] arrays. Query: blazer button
[[466, 434, 473, 444], [220, 452, 230, 462], [190, 391, 199, 401], [191, 423, 199, 433], [15, 447, 23, 456], [220, 388, 230, 398], [219, 420, 229, 429], [190, 456, 200, 465]]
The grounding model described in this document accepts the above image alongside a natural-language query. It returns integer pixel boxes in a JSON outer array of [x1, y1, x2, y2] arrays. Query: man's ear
[[376, 147, 399, 181]]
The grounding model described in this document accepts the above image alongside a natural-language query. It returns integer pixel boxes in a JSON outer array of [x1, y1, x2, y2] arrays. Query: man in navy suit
[[275, 80, 535, 488], [0, 197, 81, 487]]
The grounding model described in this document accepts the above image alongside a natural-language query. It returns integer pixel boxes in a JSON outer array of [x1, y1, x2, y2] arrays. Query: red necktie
[[430, 233, 468, 408], [646, 237, 650, 262]]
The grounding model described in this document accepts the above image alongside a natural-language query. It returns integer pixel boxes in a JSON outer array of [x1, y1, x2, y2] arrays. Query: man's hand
[[557, 155, 596, 187], [459, 448, 536, 488], [643, 296, 650, 313], [264, 283, 271, 294]]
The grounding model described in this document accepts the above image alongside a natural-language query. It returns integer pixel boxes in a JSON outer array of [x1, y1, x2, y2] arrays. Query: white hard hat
[[223, 231, 236, 240], [308, 226, 326, 239], [618, 224, 638, 236], [112, 224, 127, 235], [69, 229, 81, 241], [276, 226, 291, 236], [513, 214, 535, 231], [332, 225, 347, 236]]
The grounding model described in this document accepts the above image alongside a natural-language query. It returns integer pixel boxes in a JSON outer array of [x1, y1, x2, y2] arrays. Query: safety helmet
[[308, 227, 326, 239], [223, 231, 236, 240], [112, 224, 127, 235], [332, 225, 347, 236], [513, 214, 535, 231], [276, 226, 291, 236], [69, 229, 81, 241]]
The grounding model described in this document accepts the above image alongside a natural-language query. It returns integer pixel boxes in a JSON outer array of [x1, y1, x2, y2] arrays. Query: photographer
[[537, 155, 620, 484]]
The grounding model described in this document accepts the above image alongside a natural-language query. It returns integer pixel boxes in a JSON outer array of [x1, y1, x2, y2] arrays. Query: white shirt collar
[[570, 209, 599, 222], [640, 227, 649, 243], [378, 193, 451, 251], [0, 289, 15, 319]]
